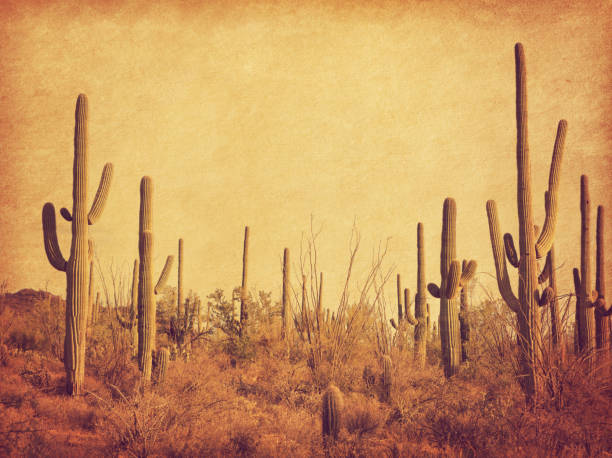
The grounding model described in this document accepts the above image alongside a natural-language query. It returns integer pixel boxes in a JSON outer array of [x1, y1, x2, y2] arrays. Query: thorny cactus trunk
[[594, 206, 610, 350], [459, 260, 472, 362], [177, 238, 183, 319], [414, 223, 427, 368], [137, 177, 173, 384], [153, 347, 170, 385], [281, 248, 290, 340], [429, 199, 476, 378], [42, 94, 113, 396], [381, 355, 392, 402], [574, 176, 596, 356], [239, 226, 249, 337], [486, 43, 565, 401], [545, 246, 562, 353]]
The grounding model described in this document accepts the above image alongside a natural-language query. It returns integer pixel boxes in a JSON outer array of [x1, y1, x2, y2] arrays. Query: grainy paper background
[[0, 0, 610, 317]]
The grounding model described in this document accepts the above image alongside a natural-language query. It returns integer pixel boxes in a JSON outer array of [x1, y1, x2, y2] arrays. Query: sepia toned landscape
[[0, 1, 611, 456]]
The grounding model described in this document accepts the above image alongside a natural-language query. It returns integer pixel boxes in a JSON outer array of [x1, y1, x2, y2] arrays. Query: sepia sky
[[0, 0, 610, 319]]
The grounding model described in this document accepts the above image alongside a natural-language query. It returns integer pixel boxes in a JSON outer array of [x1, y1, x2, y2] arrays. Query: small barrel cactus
[[153, 347, 170, 385], [322, 384, 343, 444]]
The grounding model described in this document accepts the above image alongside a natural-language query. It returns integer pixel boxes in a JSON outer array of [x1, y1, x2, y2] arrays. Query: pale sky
[[1, 0, 610, 320]]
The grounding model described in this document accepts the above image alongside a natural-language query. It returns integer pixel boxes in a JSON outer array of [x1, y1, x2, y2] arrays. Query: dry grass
[[0, 286, 610, 457]]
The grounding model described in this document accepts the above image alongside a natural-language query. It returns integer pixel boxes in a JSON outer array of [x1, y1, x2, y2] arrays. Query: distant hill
[[0, 289, 64, 315]]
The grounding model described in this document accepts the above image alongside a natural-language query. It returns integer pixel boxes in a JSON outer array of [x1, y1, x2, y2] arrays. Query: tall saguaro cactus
[[575, 182, 610, 353], [42, 94, 113, 396], [137, 176, 174, 384], [177, 238, 184, 319], [281, 248, 290, 340], [458, 260, 474, 362], [414, 223, 428, 368], [574, 176, 596, 355], [594, 206, 610, 349], [486, 43, 566, 399], [239, 226, 249, 337], [428, 199, 476, 378]]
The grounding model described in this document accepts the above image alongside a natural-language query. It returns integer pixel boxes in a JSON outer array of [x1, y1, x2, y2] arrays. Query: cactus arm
[[427, 283, 441, 299], [42, 203, 67, 272], [503, 233, 520, 268], [534, 120, 566, 258], [573, 268, 581, 297], [88, 163, 114, 225], [486, 200, 520, 313], [403, 288, 418, 325], [390, 318, 398, 330], [445, 260, 461, 299], [154, 255, 174, 294], [538, 250, 552, 284], [88, 239, 94, 262], [60, 207, 72, 221], [460, 260, 477, 285]]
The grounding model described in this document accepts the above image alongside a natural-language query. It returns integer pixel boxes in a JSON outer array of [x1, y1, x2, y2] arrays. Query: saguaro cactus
[[428, 199, 476, 378], [177, 238, 184, 319], [381, 355, 393, 402], [281, 248, 290, 340], [153, 347, 170, 385], [594, 206, 610, 349], [239, 227, 249, 336], [458, 260, 473, 362], [322, 384, 343, 444], [137, 177, 174, 384], [116, 259, 139, 356], [486, 43, 566, 399], [42, 94, 113, 396], [414, 223, 428, 368], [573, 176, 596, 355], [575, 191, 610, 352]]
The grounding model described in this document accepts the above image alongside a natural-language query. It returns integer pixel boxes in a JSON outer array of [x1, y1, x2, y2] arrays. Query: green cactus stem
[[429, 199, 476, 377], [322, 384, 343, 445], [396, 274, 403, 322], [486, 43, 566, 400], [574, 176, 596, 355], [177, 238, 184, 319], [116, 259, 139, 356], [414, 223, 428, 368], [153, 347, 170, 385], [240, 227, 249, 337], [382, 354, 392, 402], [137, 177, 174, 384], [594, 206, 610, 349], [281, 248, 290, 340], [41, 94, 113, 396], [458, 260, 471, 362]]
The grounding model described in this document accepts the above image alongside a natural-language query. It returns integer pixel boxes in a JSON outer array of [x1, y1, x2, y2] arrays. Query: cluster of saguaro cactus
[[573, 177, 609, 354], [42, 94, 113, 396], [390, 277, 417, 332], [428, 198, 477, 378], [137, 176, 174, 384], [486, 43, 566, 399]]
